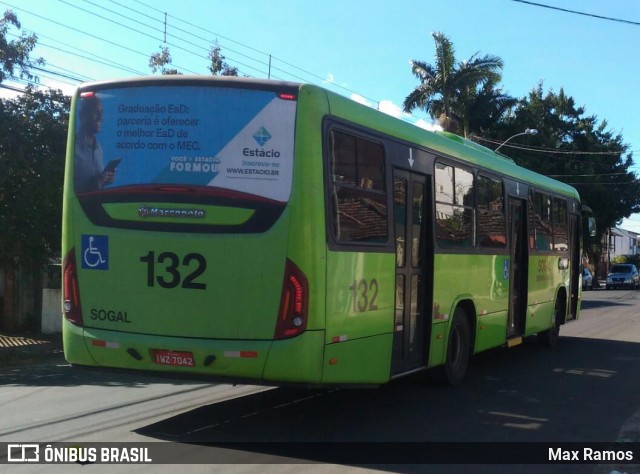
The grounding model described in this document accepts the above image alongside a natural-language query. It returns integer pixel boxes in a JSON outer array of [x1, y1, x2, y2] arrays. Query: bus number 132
[[349, 279, 379, 313], [139, 251, 207, 290]]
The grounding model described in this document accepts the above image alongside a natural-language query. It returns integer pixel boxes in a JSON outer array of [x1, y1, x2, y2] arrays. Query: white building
[[597, 227, 640, 279]]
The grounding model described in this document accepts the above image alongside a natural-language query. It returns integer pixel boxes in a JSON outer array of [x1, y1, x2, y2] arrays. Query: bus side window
[[552, 197, 568, 252], [530, 191, 553, 251], [477, 175, 506, 248], [330, 130, 388, 243], [434, 162, 475, 248]]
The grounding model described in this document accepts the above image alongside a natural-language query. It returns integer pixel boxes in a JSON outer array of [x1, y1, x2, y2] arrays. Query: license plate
[[151, 349, 195, 367]]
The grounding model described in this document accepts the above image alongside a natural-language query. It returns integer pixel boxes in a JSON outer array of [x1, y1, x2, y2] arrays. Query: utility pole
[[607, 228, 611, 275]]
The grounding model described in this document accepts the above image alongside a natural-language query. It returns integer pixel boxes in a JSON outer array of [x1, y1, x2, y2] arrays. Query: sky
[[2, 0, 640, 231]]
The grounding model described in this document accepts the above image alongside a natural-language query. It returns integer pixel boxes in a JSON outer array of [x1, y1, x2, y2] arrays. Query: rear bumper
[[62, 319, 325, 384]]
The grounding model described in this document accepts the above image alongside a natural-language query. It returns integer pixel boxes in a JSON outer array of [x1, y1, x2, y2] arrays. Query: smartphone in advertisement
[[103, 158, 121, 173]]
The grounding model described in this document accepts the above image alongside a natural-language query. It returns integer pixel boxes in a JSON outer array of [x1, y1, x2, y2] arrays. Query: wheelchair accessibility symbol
[[81, 235, 109, 270]]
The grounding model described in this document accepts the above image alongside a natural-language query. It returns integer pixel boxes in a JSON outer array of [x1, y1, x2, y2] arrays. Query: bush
[[612, 254, 640, 269]]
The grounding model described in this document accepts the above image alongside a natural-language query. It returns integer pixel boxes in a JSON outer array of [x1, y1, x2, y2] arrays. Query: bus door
[[391, 169, 433, 376], [567, 213, 580, 320], [507, 197, 528, 339]]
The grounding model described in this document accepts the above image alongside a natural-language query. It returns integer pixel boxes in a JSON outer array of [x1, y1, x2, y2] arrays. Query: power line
[[474, 135, 636, 155], [5, 76, 58, 92], [31, 65, 83, 83], [116, 0, 274, 77], [29, 69, 76, 87], [82, 0, 161, 39], [3, 0, 435, 126], [3, 1, 288, 85], [73, 0, 275, 79], [2, 0, 636, 173], [29, 33, 148, 77], [0, 83, 26, 93], [42, 63, 92, 82], [125, 0, 432, 122], [6, 30, 93, 81], [3, 2, 151, 62], [547, 173, 631, 178], [108, 0, 163, 27], [39, 41, 144, 77], [131, 0, 280, 68], [129, 0, 384, 105], [57, 0, 200, 75], [566, 182, 639, 186], [511, 0, 640, 27]]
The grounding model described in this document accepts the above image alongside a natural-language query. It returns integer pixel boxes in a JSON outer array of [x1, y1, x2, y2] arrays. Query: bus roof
[[75, 76, 579, 201], [314, 84, 580, 201], [76, 74, 301, 95]]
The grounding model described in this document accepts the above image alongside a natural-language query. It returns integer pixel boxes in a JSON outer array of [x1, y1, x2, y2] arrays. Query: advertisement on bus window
[[74, 86, 295, 203]]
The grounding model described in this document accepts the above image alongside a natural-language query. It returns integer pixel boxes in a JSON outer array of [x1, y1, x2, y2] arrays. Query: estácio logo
[[252, 127, 272, 146]]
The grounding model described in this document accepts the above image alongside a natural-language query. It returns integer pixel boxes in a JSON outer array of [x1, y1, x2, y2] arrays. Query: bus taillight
[[274, 259, 308, 339], [63, 249, 84, 326]]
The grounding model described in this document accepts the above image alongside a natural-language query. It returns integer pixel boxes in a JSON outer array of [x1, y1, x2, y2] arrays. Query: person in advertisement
[[75, 94, 118, 192]]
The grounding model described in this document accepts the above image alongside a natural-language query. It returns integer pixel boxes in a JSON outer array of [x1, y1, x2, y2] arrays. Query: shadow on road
[[0, 348, 218, 389], [133, 336, 640, 470], [581, 298, 637, 310]]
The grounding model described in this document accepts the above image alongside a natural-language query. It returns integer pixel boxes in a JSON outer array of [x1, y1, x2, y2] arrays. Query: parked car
[[582, 268, 593, 290], [606, 264, 640, 290]]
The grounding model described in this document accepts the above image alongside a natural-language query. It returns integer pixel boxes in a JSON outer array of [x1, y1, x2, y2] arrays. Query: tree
[[0, 88, 70, 268], [207, 41, 238, 76], [148, 41, 238, 76], [403, 32, 507, 137], [0, 87, 70, 331], [0, 9, 44, 84], [464, 77, 517, 136], [149, 46, 180, 75], [0, 10, 58, 330], [488, 84, 640, 261]]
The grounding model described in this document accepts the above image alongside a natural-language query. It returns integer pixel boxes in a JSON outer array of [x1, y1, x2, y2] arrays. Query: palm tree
[[403, 32, 506, 137], [463, 77, 517, 136]]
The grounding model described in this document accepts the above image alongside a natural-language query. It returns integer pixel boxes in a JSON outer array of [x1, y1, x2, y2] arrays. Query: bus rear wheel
[[538, 299, 562, 347], [432, 307, 471, 386]]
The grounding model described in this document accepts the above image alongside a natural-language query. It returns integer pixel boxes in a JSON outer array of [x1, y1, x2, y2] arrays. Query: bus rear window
[[73, 86, 296, 203], [72, 85, 296, 233]]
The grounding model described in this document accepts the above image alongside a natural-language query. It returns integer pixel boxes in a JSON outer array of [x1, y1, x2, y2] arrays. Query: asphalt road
[[1, 288, 640, 474]]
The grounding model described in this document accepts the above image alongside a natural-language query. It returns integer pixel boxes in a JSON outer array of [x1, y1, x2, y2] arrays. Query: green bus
[[62, 76, 591, 386]]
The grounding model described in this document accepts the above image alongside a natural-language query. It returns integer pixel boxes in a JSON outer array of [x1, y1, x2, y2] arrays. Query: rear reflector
[[223, 351, 258, 358], [91, 340, 120, 349]]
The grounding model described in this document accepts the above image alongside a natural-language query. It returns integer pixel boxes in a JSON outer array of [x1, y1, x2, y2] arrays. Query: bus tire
[[538, 299, 561, 347], [432, 307, 471, 386]]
